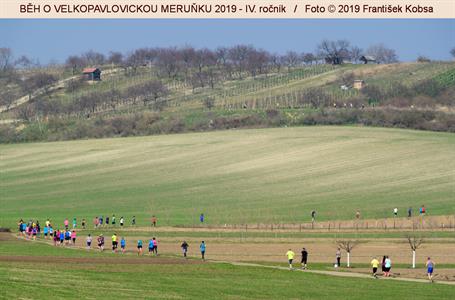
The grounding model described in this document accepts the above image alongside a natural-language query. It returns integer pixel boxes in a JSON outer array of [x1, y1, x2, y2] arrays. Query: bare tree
[[0, 47, 13, 72], [107, 51, 124, 66], [317, 40, 351, 65], [302, 53, 316, 65], [406, 234, 424, 269], [349, 46, 363, 63], [336, 240, 359, 267], [140, 80, 169, 106], [82, 50, 105, 66], [365, 44, 398, 64], [283, 51, 301, 71]]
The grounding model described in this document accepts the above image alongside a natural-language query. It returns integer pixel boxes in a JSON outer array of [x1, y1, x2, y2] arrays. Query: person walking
[[200, 241, 206, 260], [286, 249, 295, 270], [111, 233, 118, 253], [336, 248, 341, 267], [120, 237, 126, 253], [86, 234, 92, 249], [426, 257, 435, 282], [137, 239, 143, 255], [381, 256, 386, 275], [148, 239, 154, 255], [152, 237, 158, 255], [384, 256, 392, 277], [97, 234, 104, 251], [311, 210, 316, 223], [181, 241, 189, 258], [371, 257, 380, 278], [420, 205, 426, 216], [71, 230, 77, 245], [301, 248, 308, 269]]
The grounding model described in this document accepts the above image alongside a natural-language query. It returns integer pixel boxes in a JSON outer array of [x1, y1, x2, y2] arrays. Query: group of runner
[[92, 215, 130, 228], [285, 248, 436, 282]]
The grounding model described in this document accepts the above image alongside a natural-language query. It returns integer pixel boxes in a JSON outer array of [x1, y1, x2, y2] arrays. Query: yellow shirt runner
[[286, 250, 295, 260], [371, 259, 380, 268]]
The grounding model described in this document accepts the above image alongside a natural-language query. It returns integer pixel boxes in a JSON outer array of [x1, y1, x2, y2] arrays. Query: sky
[[0, 19, 454, 64]]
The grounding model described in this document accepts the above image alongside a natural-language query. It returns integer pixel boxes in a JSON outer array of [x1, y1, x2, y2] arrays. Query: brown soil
[[0, 254, 200, 265]]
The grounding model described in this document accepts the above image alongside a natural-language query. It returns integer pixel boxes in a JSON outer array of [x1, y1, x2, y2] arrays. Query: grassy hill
[[1, 126, 454, 228]]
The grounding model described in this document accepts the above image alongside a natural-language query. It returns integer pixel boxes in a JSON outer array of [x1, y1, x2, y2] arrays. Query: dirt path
[[216, 261, 455, 286], [0, 255, 200, 265]]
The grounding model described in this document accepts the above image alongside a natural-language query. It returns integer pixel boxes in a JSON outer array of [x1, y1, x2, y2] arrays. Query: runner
[[286, 249, 295, 270], [64, 229, 71, 245], [112, 215, 116, 226], [49, 226, 53, 238], [81, 218, 86, 229], [200, 213, 204, 223], [393, 207, 398, 217], [200, 241, 206, 260], [32, 226, 37, 240], [336, 248, 341, 267], [53, 230, 58, 246], [148, 239, 154, 255], [18, 219, 24, 236], [151, 215, 157, 227], [152, 237, 158, 255], [311, 210, 316, 223], [371, 257, 380, 278], [301, 248, 308, 269], [94, 216, 98, 228], [111, 233, 118, 252], [120, 237, 126, 253], [71, 230, 77, 245], [64, 218, 69, 230], [120, 216, 124, 227], [105, 216, 110, 227], [426, 257, 435, 282], [99, 216, 103, 227], [355, 210, 360, 219], [384, 256, 392, 277], [408, 207, 412, 218], [97, 234, 104, 251], [132, 216, 136, 226], [381, 256, 386, 275], [72, 217, 77, 229], [59, 230, 64, 245], [421, 205, 426, 216], [181, 241, 189, 258], [86, 234, 92, 249], [43, 225, 49, 239], [137, 239, 143, 255], [45, 218, 50, 228]]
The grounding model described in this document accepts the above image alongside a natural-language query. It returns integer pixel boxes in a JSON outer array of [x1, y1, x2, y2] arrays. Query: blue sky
[[0, 19, 454, 64]]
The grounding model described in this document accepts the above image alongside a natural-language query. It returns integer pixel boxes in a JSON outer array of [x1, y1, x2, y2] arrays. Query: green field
[[1, 237, 454, 299], [1, 126, 454, 228]]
